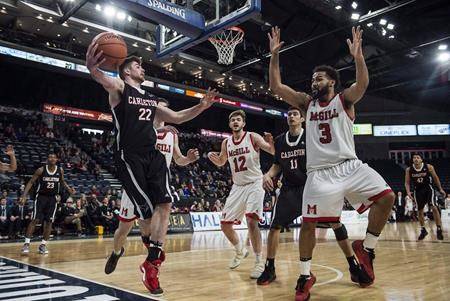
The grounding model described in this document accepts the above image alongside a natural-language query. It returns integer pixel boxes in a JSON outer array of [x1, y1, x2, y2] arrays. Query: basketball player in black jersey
[[257, 107, 370, 286], [86, 42, 217, 296], [405, 153, 446, 240], [20, 153, 75, 254]]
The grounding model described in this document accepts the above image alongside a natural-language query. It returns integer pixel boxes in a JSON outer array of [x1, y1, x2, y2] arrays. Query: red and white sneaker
[[140, 251, 165, 296], [295, 273, 316, 301], [352, 240, 375, 286]]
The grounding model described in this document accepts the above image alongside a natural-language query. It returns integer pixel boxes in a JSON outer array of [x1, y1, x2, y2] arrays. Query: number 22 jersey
[[226, 132, 262, 186], [306, 93, 358, 171]]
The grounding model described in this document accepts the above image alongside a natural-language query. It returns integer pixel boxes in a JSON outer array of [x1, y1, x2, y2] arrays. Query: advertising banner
[[43, 103, 113, 123], [168, 213, 193, 233]]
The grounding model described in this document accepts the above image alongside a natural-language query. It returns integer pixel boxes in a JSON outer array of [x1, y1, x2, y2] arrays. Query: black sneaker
[[437, 229, 443, 240], [349, 263, 373, 288], [105, 247, 124, 274], [418, 228, 428, 241], [257, 265, 276, 285]]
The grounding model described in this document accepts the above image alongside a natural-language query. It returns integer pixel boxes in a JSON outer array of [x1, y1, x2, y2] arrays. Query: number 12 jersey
[[306, 93, 357, 171]]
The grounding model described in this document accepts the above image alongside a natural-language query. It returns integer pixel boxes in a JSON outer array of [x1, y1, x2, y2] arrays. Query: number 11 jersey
[[306, 93, 357, 171], [274, 130, 307, 186], [226, 132, 263, 186]]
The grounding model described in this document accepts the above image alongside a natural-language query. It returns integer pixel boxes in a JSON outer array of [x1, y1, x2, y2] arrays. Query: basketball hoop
[[208, 26, 245, 65]]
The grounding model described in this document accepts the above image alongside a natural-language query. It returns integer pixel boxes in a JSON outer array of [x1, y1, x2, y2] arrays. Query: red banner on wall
[[43, 103, 112, 123]]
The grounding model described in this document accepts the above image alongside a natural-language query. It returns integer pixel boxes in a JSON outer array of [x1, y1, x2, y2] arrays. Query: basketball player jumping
[[268, 26, 395, 300], [405, 153, 446, 240], [21, 153, 75, 254], [257, 107, 368, 286], [208, 110, 275, 279], [86, 43, 217, 296], [104, 98, 200, 276]]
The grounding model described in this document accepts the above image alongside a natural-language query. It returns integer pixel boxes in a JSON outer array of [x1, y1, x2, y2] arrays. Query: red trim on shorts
[[368, 189, 393, 202], [232, 131, 247, 145], [220, 220, 242, 225], [249, 133, 259, 152], [339, 93, 355, 121], [245, 212, 262, 221], [118, 216, 137, 223], [303, 216, 340, 223], [356, 203, 373, 214]]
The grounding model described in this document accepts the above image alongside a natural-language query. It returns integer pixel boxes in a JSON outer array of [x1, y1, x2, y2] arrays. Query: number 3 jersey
[[274, 130, 307, 186], [226, 132, 263, 186], [306, 93, 358, 171], [111, 82, 159, 153]]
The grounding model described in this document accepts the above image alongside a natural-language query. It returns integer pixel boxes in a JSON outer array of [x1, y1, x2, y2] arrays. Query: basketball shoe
[[140, 250, 165, 296], [349, 262, 373, 287], [21, 243, 30, 254], [38, 244, 48, 254], [257, 265, 276, 285], [418, 228, 428, 240], [250, 260, 265, 279], [352, 240, 375, 284], [295, 273, 316, 301], [436, 229, 443, 240], [105, 247, 124, 274], [229, 247, 249, 269]]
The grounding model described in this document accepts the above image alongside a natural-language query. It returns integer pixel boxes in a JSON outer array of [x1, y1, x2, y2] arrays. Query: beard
[[311, 85, 330, 101]]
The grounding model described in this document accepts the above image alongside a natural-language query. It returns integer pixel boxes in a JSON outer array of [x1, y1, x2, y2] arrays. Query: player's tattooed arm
[[427, 164, 446, 196], [268, 26, 310, 112], [21, 167, 43, 200], [173, 134, 200, 166], [207, 139, 228, 167], [404, 167, 413, 200], [155, 88, 218, 124], [86, 42, 124, 107], [343, 26, 369, 106], [251, 132, 275, 155], [263, 164, 282, 191], [60, 168, 76, 195]]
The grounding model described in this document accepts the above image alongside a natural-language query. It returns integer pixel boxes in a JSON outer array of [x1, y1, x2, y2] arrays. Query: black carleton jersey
[[112, 83, 159, 152], [409, 163, 432, 190], [274, 131, 307, 186], [36, 165, 62, 196]]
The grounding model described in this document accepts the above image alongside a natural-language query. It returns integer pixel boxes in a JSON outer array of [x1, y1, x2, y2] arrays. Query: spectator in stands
[[61, 198, 85, 237], [212, 200, 223, 212], [100, 197, 117, 233], [445, 195, 450, 209], [395, 191, 405, 222], [85, 195, 101, 234], [90, 185, 100, 197], [0, 197, 10, 239], [45, 130, 55, 139], [263, 201, 272, 211], [4, 123, 16, 139], [190, 201, 198, 212], [204, 201, 211, 212], [8, 197, 31, 239]]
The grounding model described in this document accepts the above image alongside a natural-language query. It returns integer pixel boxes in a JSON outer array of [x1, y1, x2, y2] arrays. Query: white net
[[208, 27, 245, 65]]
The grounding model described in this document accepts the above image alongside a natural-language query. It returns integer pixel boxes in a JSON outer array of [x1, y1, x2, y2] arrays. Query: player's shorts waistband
[[307, 159, 360, 175], [233, 178, 263, 187]]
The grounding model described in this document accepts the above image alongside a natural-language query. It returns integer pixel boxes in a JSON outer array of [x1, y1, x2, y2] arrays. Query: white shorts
[[118, 190, 140, 222], [303, 159, 393, 223], [221, 180, 265, 225]]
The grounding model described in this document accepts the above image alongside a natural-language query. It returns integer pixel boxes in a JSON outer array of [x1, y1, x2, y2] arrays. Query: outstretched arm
[[428, 164, 446, 196], [268, 27, 310, 112], [343, 26, 369, 106], [251, 132, 275, 155], [173, 134, 200, 166], [207, 139, 228, 167], [155, 88, 218, 124]]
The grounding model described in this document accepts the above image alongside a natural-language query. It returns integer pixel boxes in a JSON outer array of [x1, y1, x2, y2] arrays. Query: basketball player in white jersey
[[268, 26, 395, 300], [104, 99, 200, 275], [208, 110, 275, 279]]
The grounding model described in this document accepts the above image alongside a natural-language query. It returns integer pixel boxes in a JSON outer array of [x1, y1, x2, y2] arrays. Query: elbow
[[270, 83, 282, 94]]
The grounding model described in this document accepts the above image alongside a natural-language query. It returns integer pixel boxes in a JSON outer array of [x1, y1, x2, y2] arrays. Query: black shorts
[[414, 187, 436, 210], [32, 195, 58, 222], [271, 185, 303, 229], [115, 148, 172, 220]]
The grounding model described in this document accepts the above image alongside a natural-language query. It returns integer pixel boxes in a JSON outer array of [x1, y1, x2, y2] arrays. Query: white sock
[[25, 238, 30, 244], [114, 249, 122, 255], [363, 232, 379, 250], [41, 240, 47, 245], [299, 260, 311, 276], [234, 241, 243, 253], [255, 252, 262, 263]]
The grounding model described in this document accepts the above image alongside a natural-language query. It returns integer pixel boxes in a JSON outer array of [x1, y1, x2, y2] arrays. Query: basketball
[[93, 32, 127, 71]]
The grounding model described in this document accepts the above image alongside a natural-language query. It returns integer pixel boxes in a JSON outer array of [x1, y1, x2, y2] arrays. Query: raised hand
[[187, 148, 200, 163], [5, 145, 14, 156], [347, 26, 364, 59], [268, 26, 284, 55], [86, 42, 106, 72], [200, 88, 219, 109]]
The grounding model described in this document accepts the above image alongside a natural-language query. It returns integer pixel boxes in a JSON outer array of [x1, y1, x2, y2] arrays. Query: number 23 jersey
[[306, 93, 357, 171], [226, 132, 263, 186]]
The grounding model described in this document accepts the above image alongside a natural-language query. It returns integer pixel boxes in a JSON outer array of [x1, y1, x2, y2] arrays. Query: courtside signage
[[373, 125, 417, 136], [0, 257, 156, 300], [417, 124, 450, 136]]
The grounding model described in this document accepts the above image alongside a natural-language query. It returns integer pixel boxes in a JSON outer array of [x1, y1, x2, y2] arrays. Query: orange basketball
[[93, 32, 127, 71]]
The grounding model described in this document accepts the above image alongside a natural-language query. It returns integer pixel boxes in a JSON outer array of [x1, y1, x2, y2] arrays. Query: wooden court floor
[[0, 221, 449, 301]]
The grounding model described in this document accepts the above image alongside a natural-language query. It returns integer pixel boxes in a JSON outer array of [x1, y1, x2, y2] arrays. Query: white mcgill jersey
[[306, 93, 358, 171], [156, 131, 175, 168], [226, 132, 263, 186]]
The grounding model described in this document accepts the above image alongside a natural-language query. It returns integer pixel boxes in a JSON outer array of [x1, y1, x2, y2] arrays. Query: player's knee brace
[[333, 224, 348, 241]]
